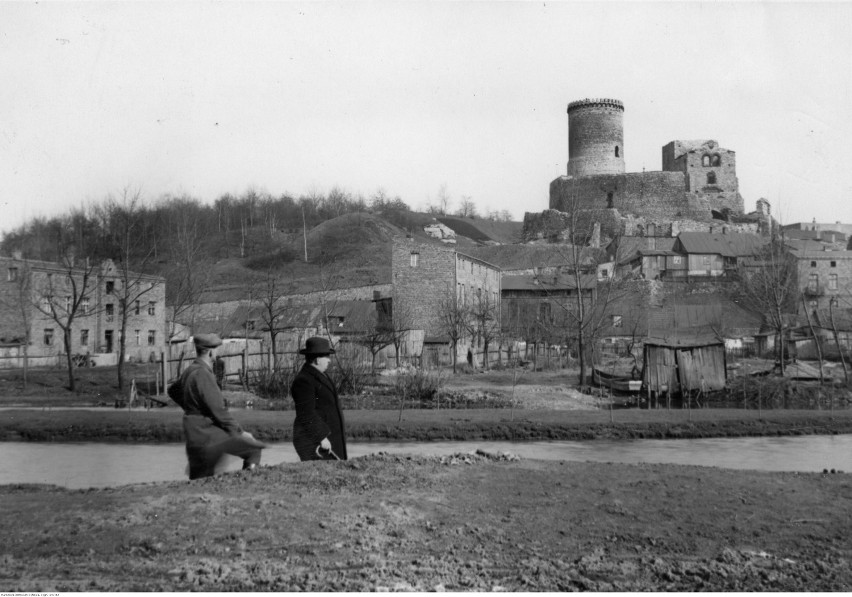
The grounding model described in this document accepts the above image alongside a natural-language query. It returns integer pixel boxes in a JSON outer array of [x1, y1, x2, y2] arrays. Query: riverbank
[[2, 453, 850, 591], [2, 407, 852, 443]]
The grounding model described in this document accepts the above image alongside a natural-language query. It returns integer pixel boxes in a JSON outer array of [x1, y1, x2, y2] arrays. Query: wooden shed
[[642, 329, 727, 396]]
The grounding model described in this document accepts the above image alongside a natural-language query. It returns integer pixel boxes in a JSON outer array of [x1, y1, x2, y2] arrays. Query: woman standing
[[290, 337, 348, 461]]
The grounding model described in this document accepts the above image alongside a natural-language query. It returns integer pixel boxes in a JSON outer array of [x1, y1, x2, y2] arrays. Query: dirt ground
[[1, 451, 850, 591]]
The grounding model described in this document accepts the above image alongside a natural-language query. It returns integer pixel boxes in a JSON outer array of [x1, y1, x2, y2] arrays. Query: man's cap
[[299, 336, 335, 356], [193, 333, 223, 349]]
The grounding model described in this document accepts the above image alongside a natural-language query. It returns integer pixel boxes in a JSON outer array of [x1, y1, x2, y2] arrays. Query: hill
[[192, 212, 523, 303]]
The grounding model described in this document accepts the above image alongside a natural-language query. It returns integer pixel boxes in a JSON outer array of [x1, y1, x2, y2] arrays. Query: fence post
[[160, 351, 166, 394]]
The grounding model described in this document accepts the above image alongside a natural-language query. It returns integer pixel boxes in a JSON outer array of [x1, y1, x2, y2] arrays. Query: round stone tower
[[567, 98, 625, 177]]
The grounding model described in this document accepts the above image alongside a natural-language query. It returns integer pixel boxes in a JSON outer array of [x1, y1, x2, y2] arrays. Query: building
[[789, 248, 852, 314], [392, 235, 501, 358], [0, 253, 167, 367], [671, 231, 766, 279]]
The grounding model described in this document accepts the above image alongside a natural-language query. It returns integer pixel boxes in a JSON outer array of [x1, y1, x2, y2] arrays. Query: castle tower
[[567, 98, 625, 177]]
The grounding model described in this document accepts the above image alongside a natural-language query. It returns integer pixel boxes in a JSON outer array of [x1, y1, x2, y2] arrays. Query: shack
[[642, 329, 727, 397]]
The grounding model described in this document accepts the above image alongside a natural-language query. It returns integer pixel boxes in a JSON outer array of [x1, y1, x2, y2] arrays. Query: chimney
[[590, 222, 601, 248]]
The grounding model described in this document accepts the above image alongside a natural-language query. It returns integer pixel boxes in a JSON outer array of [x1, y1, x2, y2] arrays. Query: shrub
[[391, 366, 447, 403], [251, 363, 300, 400]]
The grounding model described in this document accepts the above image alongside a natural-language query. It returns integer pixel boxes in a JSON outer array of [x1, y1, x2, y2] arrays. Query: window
[[707, 172, 717, 185], [673, 256, 682, 265], [808, 300, 818, 311], [409, 252, 419, 267], [106, 303, 114, 322], [831, 261, 837, 268], [702, 256, 711, 266], [247, 320, 256, 331], [612, 315, 623, 327], [135, 300, 140, 315], [147, 301, 156, 316], [606, 192, 614, 208], [811, 261, 817, 267], [80, 329, 89, 347], [81, 298, 89, 314], [808, 273, 819, 292], [135, 330, 140, 346], [43, 328, 54, 346], [7, 267, 18, 282], [600, 268, 609, 278], [41, 296, 51, 311], [830, 297, 839, 308], [711, 154, 721, 166], [147, 330, 156, 346], [829, 273, 838, 290], [105, 281, 114, 294], [702, 155, 711, 167], [614, 145, 620, 157]]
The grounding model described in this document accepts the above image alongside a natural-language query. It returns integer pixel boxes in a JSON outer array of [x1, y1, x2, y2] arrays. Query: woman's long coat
[[290, 363, 348, 460]]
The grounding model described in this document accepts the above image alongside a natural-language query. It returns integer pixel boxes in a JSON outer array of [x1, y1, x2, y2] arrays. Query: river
[[1, 435, 850, 489]]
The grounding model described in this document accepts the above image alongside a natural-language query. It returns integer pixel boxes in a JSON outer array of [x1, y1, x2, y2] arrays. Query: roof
[[676, 232, 766, 257], [465, 244, 607, 272], [502, 273, 597, 291], [813, 308, 852, 332], [788, 249, 852, 260]]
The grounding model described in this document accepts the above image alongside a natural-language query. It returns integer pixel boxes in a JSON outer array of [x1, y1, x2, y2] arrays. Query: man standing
[[172, 333, 265, 479]]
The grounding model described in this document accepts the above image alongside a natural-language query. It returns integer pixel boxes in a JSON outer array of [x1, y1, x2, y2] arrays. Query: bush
[[250, 363, 300, 400], [331, 343, 373, 396], [391, 367, 447, 402]]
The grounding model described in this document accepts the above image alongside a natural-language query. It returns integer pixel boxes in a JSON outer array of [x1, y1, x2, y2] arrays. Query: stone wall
[[567, 98, 625, 177], [392, 237, 457, 339]]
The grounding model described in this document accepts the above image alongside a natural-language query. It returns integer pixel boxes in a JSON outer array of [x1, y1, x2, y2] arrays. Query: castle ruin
[[526, 98, 755, 242]]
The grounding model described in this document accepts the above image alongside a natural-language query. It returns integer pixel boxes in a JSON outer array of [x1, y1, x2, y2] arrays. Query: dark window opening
[[831, 261, 837, 267], [105, 281, 114, 294], [614, 146, 619, 157], [606, 192, 614, 208], [707, 172, 717, 185], [711, 154, 721, 166], [811, 261, 817, 267]]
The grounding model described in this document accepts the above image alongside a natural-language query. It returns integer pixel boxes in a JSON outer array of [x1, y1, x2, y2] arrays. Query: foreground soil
[[2, 453, 850, 591]]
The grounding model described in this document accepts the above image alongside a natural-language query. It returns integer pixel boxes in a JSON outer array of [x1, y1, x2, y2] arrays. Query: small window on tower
[[614, 146, 619, 157], [702, 155, 711, 167], [711, 154, 721, 166], [707, 172, 717, 185], [606, 192, 614, 208]]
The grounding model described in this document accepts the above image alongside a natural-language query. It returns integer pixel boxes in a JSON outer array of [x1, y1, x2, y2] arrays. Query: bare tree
[[353, 307, 394, 375], [388, 298, 415, 368], [466, 289, 500, 369], [455, 196, 478, 219], [436, 290, 470, 373], [737, 235, 798, 375], [166, 199, 211, 342], [252, 269, 297, 369], [105, 190, 160, 391], [32, 255, 99, 392], [437, 183, 452, 216]]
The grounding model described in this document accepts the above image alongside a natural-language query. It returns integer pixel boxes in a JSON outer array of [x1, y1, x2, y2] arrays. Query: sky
[[2, 1, 851, 235]]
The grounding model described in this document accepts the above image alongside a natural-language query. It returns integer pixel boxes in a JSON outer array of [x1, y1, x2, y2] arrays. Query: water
[[1, 435, 850, 489]]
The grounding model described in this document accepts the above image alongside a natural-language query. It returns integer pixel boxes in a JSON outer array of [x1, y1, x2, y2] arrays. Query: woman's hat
[[299, 336, 335, 356]]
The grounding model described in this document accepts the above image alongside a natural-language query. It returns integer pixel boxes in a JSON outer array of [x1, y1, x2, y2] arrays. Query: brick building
[[0, 254, 167, 366], [789, 248, 852, 314], [391, 236, 500, 357]]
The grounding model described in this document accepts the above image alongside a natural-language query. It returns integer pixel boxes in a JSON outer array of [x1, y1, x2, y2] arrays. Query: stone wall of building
[[795, 251, 852, 313], [392, 237, 457, 339]]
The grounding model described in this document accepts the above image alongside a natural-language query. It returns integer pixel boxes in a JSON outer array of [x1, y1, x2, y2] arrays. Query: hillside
[[192, 212, 522, 302]]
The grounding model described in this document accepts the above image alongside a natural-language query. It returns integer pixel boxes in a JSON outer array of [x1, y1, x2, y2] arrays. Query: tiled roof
[[501, 273, 597, 291], [465, 245, 607, 272], [788, 249, 852, 260], [676, 232, 765, 257]]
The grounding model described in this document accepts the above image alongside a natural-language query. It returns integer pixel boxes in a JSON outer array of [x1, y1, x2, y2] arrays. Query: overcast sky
[[2, 1, 851, 235]]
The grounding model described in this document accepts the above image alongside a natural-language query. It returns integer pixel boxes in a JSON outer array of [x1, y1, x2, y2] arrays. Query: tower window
[[702, 155, 711, 167], [606, 192, 614, 208], [614, 146, 619, 157], [707, 172, 717, 185], [711, 154, 721, 166]]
